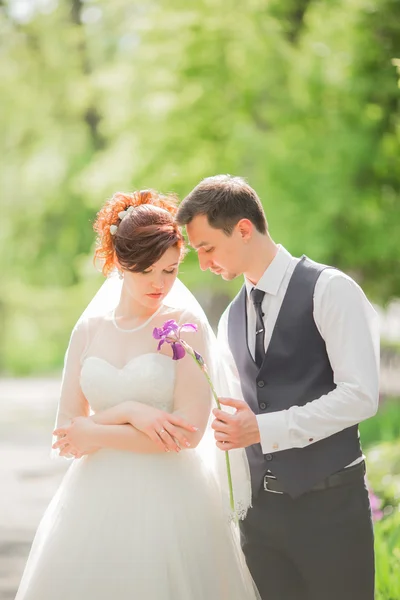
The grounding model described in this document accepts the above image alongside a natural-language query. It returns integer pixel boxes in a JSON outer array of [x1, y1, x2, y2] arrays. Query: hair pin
[[111, 205, 135, 235]]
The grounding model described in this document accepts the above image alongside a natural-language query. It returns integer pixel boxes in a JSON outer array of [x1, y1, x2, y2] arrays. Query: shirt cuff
[[256, 411, 293, 454]]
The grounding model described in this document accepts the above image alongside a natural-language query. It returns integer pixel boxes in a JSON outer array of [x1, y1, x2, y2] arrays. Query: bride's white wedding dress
[[16, 306, 259, 600]]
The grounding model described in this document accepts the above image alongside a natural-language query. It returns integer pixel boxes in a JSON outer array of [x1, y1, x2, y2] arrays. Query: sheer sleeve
[[171, 310, 213, 447], [51, 319, 91, 459]]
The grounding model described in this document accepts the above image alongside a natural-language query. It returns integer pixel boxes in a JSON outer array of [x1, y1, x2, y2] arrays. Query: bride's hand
[[53, 417, 101, 458], [128, 403, 199, 453]]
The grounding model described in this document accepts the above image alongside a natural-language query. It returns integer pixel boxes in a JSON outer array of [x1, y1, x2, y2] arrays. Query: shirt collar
[[245, 245, 293, 297]]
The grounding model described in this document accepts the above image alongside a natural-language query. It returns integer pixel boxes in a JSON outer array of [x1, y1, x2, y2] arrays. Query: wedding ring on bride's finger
[[158, 429, 166, 435]]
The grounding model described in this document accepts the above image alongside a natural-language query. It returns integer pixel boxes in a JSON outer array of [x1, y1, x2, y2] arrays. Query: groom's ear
[[236, 219, 253, 242]]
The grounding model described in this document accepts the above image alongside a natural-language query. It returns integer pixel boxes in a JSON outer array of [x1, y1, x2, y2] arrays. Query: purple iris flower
[[153, 320, 198, 361], [171, 342, 186, 360], [153, 318, 237, 519], [194, 350, 205, 367]]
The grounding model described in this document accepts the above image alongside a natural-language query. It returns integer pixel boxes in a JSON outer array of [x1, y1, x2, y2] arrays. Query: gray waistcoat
[[227, 256, 362, 498]]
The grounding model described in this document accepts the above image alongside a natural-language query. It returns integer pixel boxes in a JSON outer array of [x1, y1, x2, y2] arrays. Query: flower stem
[[185, 346, 236, 518]]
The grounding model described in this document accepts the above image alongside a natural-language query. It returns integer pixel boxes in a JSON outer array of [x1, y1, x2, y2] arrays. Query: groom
[[176, 175, 379, 600]]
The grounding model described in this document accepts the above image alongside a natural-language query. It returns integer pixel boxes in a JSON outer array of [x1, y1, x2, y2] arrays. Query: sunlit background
[[1, 0, 400, 598]]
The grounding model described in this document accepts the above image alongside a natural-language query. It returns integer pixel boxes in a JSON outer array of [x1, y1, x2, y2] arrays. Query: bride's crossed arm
[[51, 320, 91, 459], [53, 316, 212, 458]]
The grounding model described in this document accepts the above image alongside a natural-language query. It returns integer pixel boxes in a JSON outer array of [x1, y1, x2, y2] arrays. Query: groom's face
[[186, 215, 245, 281]]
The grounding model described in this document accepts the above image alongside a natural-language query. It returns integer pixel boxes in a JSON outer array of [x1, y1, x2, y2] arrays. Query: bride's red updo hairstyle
[[93, 190, 185, 276]]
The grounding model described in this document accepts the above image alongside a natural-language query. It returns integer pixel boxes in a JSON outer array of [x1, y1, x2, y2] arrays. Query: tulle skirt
[[16, 449, 259, 599]]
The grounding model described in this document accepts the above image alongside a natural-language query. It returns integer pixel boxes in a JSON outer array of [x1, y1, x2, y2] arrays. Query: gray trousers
[[240, 472, 374, 600]]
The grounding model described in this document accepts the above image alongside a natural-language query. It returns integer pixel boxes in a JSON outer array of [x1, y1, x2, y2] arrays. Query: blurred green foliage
[[375, 508, 400, 600], [360, 397, 400, 450], [363, 399, 400, 599], [362, 398, 400, 511], [367, 438, 400, 512], [0, 0, 399, 374], [362, 398, 400, 514]]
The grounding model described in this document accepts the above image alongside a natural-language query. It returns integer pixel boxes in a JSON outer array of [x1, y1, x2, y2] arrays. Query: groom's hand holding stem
[[212, 398, 261, 450]]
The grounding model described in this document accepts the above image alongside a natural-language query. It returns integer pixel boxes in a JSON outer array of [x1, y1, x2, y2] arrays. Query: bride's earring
[[118, 270, 124, 280]]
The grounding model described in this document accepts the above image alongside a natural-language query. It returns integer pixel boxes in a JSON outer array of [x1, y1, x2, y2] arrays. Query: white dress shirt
[[217, 245, 380, 462]]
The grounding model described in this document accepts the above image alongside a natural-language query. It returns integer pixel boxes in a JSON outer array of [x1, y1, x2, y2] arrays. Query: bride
[[15, 189, 260, 600]]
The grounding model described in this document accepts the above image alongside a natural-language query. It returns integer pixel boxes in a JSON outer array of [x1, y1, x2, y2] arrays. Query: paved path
[[0, 379, 68, 599]]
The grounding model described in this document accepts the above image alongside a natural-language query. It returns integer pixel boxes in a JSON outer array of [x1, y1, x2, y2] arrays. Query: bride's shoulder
[[71, 312, 113, 339], [161, 306, 204, 328]]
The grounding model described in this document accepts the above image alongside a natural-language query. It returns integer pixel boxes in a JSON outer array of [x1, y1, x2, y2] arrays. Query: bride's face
[[122, 246, 181, 310]]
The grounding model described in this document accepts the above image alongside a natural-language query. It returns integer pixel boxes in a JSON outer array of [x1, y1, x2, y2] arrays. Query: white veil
[[77, 274, 252, 521]]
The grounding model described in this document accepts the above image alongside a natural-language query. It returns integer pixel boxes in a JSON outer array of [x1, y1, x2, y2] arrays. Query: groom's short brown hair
[[176, 175, 268, 235]]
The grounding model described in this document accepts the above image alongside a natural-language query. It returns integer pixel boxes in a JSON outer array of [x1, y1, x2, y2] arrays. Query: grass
[[361, 397, 400, 599], [374, 509, 400, 600]]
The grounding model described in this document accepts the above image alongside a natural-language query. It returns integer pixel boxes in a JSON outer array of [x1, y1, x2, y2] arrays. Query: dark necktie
[[251, 288, 266, 368]]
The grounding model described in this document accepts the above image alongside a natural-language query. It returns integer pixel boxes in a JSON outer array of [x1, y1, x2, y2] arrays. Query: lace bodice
[[52, 297, 252, 523], [55, 304, 212, 433], [80, 354, 176, 413]]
